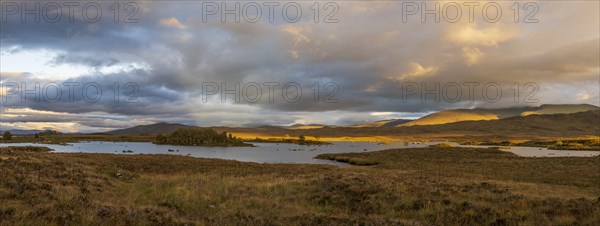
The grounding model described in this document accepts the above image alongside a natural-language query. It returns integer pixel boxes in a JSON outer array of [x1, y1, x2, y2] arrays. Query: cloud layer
[[1, 1, 599, 132]]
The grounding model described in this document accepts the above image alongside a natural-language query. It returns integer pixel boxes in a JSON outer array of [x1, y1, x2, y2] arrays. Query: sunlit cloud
[[159, 17, 187, 30]]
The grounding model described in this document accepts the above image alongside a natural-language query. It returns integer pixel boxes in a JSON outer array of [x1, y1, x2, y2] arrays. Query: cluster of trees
[[2, 131, 12, 140], [34, 130, 62, 138], [155, 128, 251, 146], [295, 135, 330, 145]]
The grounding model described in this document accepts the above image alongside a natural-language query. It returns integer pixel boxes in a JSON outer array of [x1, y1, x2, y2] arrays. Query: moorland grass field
[[0, 146, 599, 225]]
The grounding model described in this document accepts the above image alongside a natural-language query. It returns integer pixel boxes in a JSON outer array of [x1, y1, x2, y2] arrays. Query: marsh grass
[[1, 147, 599, 225]]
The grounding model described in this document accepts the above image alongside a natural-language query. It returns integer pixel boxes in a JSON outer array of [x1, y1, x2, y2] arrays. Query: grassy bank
[[1, 146, 599, 225], [460, 137, 600, 151], [0, 134, 156, 144]]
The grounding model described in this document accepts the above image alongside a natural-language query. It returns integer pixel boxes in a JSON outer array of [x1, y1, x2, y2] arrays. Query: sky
[[1, 0, 599, 132]]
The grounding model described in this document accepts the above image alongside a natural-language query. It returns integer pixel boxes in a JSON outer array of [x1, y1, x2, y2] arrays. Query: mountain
[[409, 109, 600, 137], [105, 105, 599, 137], [398, 104, 598, 127], [102, 109, 599, 138], [400, 109, 500, 127], [286, 124, 329, 130], [255, 110, 600, 138], [106, 122, 197, 135], [353, 119, 412, 128], [520, 104, 599, 116], [0, 129, 43, 135]]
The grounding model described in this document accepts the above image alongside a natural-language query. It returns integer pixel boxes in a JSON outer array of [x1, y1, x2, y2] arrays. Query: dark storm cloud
[[1, 69, 186, 115]]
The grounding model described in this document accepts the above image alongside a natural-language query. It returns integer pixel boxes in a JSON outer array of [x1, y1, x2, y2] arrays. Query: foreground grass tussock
[[0, 146, 53, 153], [1, 146, 599, 225]]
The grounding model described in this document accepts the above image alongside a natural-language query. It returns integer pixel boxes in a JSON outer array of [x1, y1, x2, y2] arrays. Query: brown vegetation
[[1, 146, 599, 225]]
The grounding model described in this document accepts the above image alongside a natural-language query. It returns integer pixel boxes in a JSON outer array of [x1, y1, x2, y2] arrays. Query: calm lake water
[[0, 141, 430, 165], [1, 142, 598, 165]]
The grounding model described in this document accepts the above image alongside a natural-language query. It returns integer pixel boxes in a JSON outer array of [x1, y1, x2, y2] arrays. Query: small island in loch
[[246, 135, 332, 145], [154, 128, 254, 147]]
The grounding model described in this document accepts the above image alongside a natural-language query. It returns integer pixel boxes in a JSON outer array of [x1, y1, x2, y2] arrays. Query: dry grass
[[1, 146, 599, 225]]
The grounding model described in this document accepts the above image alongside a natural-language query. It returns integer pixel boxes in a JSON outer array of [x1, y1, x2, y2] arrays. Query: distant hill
[[353, 119, 412, 128], [406, 109, 600, 137], [0, 129, 43, 135], [105, 105, 599, 138], [400, 109, 500, 127], [521, 104, 599, 116], [398, 104, 598, 127], [286, 124, 329, 130], [256, 110, 600, 138], [106, 122, 197, 135]]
